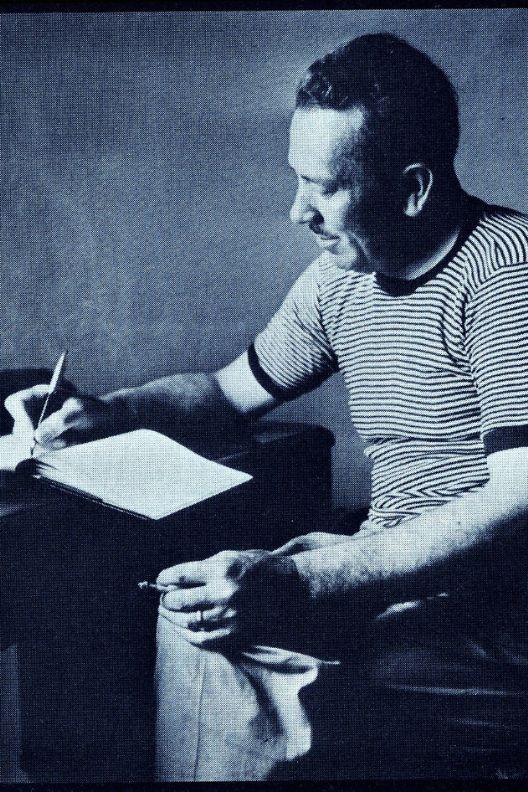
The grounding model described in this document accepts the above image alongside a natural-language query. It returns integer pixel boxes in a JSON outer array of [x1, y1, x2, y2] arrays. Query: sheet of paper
[[0, 434, 30, 473], [37, 429, 253, 520]]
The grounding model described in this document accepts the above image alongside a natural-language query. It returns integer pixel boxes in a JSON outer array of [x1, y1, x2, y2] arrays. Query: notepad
[[13, 429, 253, 520]]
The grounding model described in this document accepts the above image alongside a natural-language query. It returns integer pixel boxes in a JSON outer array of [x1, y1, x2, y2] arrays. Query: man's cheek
[[338, 234, 358, 254]]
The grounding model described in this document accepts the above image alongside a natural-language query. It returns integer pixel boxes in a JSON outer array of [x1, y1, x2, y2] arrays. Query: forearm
[[101, 372, 244, 438], [292, 480, 528, 607]]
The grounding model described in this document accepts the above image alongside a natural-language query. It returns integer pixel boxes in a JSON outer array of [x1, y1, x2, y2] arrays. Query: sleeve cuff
[[247, 343, 289, 402], [483, 425, 528, 455]]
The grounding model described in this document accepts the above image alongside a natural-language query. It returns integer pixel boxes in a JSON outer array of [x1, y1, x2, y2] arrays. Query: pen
[[30, 351, 68, 457]]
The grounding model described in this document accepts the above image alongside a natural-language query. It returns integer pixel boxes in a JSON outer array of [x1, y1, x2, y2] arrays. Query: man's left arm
[[159, 446, 528, 647], [291, 446, 528, 606], [158, 447, 528, 645]]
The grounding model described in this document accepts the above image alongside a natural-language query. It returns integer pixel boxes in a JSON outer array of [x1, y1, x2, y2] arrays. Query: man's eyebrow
[[287, 164, 332, 185]]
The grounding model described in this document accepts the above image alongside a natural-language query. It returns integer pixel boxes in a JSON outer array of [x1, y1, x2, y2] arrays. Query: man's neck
[[377, 187, 469, 282], [400, 220, 463, 281]]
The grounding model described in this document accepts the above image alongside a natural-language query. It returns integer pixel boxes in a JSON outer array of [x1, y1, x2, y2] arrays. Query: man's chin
[[330, 250, 374, 274]]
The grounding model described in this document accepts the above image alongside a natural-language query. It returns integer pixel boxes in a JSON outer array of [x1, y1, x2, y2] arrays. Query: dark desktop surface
[[1, 415, 336, 782]]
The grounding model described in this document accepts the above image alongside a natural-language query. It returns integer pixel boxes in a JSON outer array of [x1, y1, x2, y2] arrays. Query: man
[[7, 34, 528, 779]]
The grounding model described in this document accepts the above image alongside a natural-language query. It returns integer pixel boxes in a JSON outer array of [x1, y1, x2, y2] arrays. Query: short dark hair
[[295, 33, 460, 181]]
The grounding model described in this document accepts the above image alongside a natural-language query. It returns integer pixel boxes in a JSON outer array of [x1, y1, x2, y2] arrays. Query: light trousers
[[155, 592, 528, 781]]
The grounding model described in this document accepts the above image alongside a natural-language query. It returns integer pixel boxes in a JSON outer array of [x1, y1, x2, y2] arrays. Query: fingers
[[155, 551, 259, 648], [3, 386, 99, 450], [35, 395, 102, 448], [160, 604, 237, 631], [156, 551, 241, 586], [157, 560, 208, 588], [161, 585, 212, 612], [161, 577, 237, 611], [158, 605, 236, 647], [4, 385, 50, 437], [35, 397, 84, 448]]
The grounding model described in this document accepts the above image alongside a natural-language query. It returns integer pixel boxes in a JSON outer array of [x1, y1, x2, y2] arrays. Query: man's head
[[288, 33, 462, 273]]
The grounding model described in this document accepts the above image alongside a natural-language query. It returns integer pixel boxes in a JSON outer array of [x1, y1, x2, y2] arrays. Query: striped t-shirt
[[249, 197, 528, 529]]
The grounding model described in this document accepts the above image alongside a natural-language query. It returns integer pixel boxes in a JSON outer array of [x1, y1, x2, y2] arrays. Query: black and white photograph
[[1, 7, 528, 785]]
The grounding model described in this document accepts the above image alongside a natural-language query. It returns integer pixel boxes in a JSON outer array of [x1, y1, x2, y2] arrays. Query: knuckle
[[63, 396, 85, 413], [5, 391, 29, 411]]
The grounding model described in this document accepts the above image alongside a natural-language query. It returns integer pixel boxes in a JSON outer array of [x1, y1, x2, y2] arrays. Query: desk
[[1, 422, 334, 782]]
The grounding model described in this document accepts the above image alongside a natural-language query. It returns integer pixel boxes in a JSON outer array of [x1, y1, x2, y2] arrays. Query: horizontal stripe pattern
[[253, 200, 528, 528]]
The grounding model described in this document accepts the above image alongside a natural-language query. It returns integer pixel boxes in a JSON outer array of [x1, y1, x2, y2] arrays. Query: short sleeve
[[465, 262, 528, 454], [250, 258, 338, 401]]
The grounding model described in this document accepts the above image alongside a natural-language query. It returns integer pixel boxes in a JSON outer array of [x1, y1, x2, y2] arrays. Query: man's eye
[[321, 183, 338, 196]]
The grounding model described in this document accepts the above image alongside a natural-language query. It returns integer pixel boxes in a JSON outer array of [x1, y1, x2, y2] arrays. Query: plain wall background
[[2, 9, 527, 509]]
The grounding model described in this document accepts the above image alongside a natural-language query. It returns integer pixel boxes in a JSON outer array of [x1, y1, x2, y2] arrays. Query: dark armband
[[483, 425, 528, 455]]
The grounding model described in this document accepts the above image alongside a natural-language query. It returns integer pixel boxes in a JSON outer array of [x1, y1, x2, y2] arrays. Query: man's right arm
[[4, 351, 279, 449], [7, 256, 333, 449]]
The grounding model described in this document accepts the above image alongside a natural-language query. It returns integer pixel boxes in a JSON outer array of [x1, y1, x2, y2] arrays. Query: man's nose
[[290, 186, 317, 225]]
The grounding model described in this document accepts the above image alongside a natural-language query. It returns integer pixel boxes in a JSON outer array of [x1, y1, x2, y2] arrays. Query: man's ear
[[401, 163, 434, 218]]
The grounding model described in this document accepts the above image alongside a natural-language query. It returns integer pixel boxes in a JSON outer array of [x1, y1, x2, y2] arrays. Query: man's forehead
[[288, 107, 364, 176]]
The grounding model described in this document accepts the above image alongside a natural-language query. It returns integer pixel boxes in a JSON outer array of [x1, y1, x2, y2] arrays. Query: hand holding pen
[[29, 351, 68, 456], [5, 351, 132, 452]]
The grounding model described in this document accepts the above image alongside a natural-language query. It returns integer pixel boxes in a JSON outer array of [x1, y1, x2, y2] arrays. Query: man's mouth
[[313, 232, 340, 250], [310, 223, 339, 239], [310, 223, 337, 239]]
